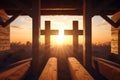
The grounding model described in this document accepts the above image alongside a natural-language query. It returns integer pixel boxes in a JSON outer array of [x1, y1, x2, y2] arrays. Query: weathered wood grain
[[0, 9, 10, 51], [111, 11, 120, 54], [68, 57, 94, 80], [94, 59, 120, 80], [3, 62, 30, 80], [0, 62, 30, 80], [39, 57, 57, 80]]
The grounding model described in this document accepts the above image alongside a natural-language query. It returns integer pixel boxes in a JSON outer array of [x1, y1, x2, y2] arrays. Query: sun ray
[[56, 28, 65, 44]]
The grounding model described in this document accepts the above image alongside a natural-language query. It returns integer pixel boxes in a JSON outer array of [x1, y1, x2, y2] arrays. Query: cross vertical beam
[[45, 21, 50, 55], [73, 21, 79, 55], [83, 0, 92, 69], [31, 0, 41, 78]]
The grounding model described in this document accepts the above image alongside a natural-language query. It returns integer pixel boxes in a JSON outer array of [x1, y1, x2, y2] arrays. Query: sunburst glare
[[56, 28, 64, 44]]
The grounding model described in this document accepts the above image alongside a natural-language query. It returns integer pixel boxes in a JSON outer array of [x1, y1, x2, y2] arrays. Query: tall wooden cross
[[64, 21, 83, 57], [64, 21, 83, 59], [41, 21, 58, 55]]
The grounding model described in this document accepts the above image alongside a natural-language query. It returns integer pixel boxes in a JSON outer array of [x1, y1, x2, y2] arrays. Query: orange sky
[[10, 16, 111, 45]]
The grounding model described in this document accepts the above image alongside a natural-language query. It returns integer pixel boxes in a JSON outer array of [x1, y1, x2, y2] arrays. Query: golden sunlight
[[56, 28, 65, 44]]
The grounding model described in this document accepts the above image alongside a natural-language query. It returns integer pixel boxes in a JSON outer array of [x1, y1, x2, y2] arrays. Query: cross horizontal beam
[[41, 30, 58, 35], [41, 30, 83, 35], [64, 30, 83, 35]]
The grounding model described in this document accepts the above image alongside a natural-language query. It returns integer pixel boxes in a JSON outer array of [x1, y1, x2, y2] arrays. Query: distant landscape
[[0, 41, 120, 80], [0, 41, 111, 69]]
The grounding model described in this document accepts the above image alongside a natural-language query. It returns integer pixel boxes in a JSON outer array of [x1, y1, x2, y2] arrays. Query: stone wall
[[111, 11, 120, 54], [0, 9, 10, 51]]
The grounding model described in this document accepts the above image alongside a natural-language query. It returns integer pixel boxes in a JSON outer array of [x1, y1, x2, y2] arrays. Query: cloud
[[11, 25, 23, 29], [95, 20, 111, 28]]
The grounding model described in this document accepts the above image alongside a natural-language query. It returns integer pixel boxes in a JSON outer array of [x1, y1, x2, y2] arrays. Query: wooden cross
[[64, 21, 83, 54], [41, 21, 58, 54]]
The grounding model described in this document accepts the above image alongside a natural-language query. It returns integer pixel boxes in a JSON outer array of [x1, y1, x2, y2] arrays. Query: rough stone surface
[[111, 11, 120, 54], [0, 9, 10, 51]]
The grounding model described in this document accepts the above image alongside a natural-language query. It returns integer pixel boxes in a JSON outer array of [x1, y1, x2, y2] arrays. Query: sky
[[10, 16, 111, 45]]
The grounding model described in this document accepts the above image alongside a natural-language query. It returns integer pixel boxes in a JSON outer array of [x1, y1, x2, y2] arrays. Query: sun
[[56, 28, 65, 44]]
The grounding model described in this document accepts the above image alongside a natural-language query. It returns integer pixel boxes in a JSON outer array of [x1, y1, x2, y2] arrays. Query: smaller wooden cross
[[64, 21, 83, 54], [41, 21, 58, 54]]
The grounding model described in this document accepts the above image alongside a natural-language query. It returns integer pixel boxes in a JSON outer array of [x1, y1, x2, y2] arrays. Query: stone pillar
[[0, 9, 10, 51], [111, 12, 120, 54]]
